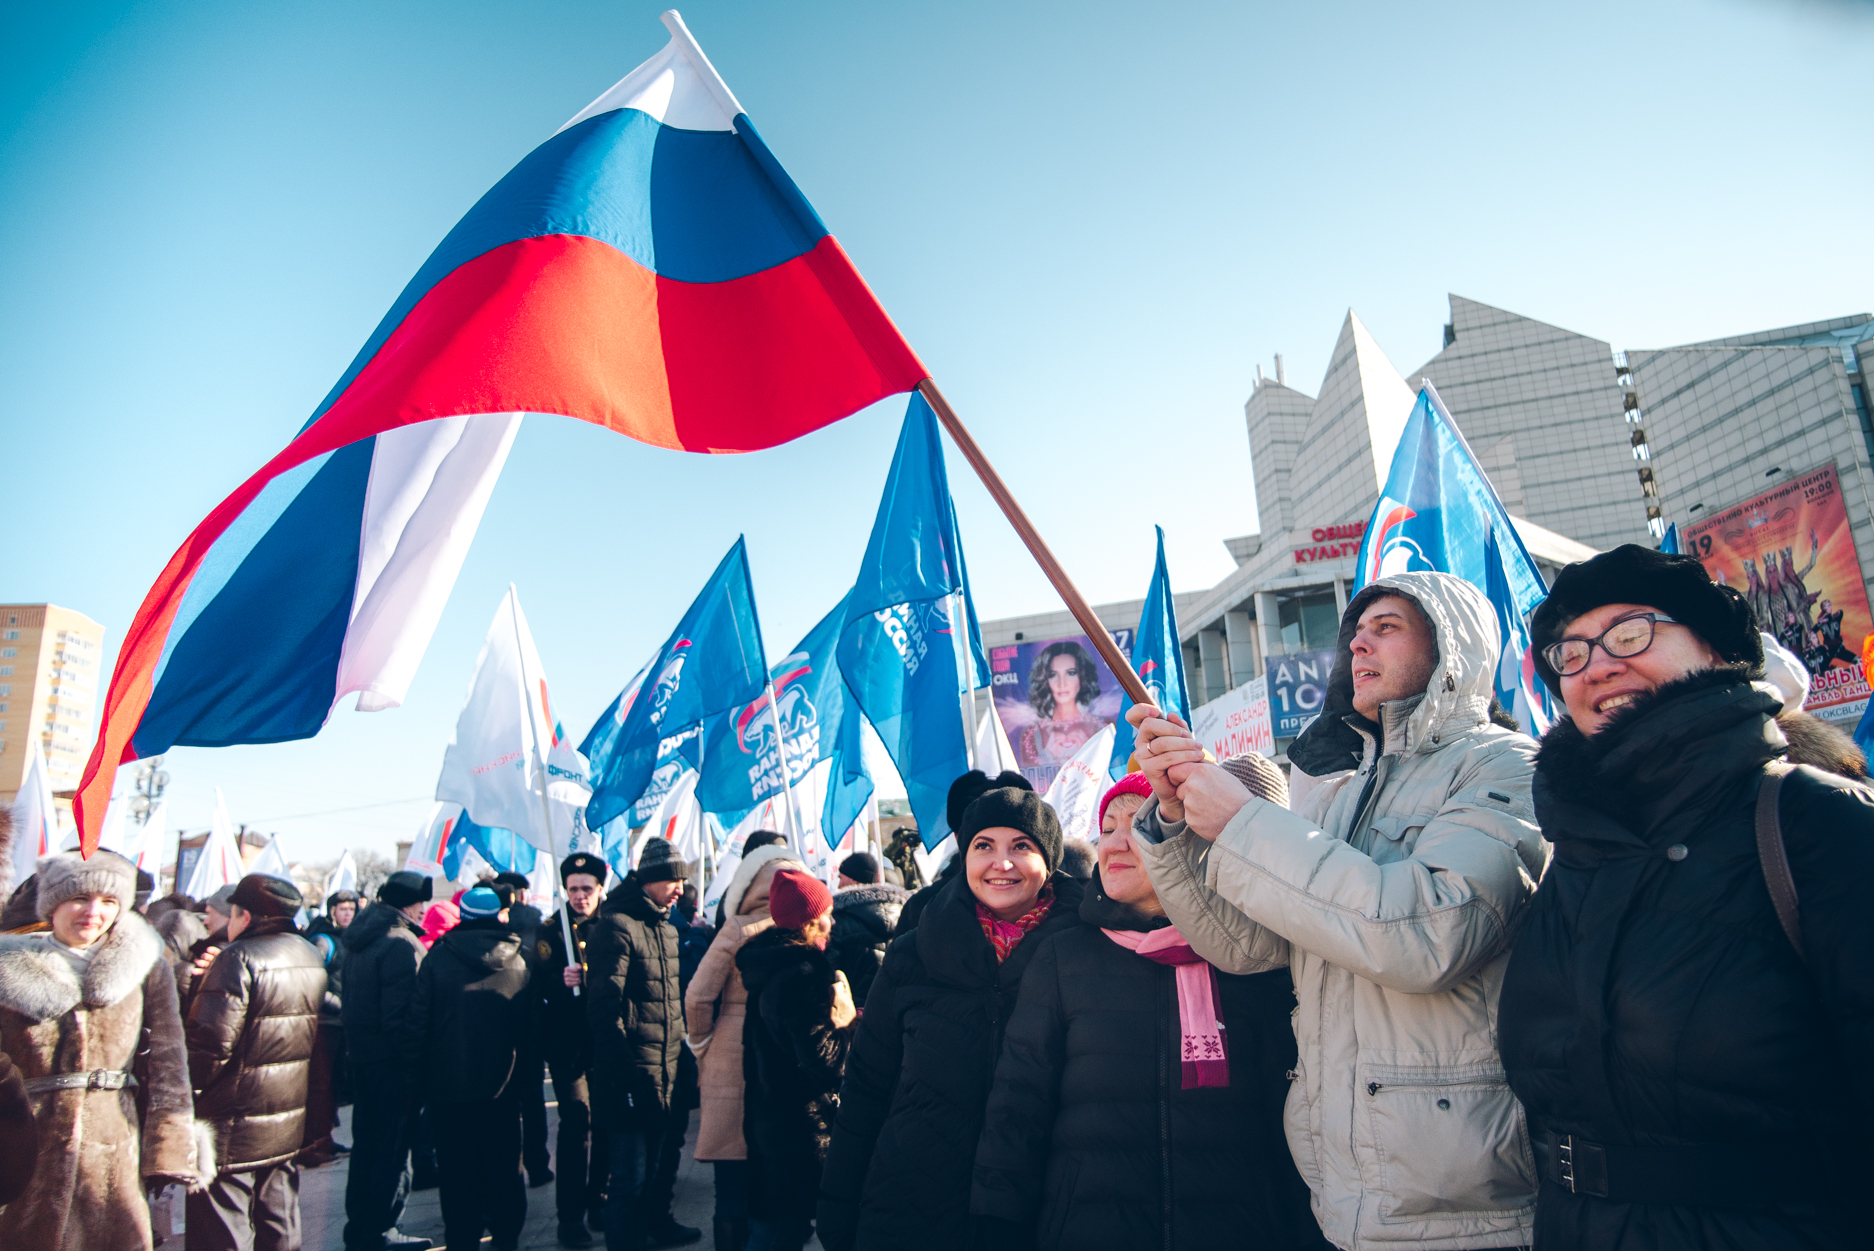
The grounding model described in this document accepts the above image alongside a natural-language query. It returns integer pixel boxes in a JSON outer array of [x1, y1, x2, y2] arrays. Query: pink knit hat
[[768, 868, 834, 930], [1098, 772, 1155, 831]]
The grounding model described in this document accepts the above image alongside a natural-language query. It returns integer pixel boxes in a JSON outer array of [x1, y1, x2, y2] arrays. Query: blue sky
[[5, 0, 1871, 864]]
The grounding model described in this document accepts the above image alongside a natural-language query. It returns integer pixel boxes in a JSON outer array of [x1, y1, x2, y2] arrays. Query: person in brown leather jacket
[[185, 873, 328, 1251]]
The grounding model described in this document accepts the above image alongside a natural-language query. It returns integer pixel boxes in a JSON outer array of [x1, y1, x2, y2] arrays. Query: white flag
[[704, 795, 789, 916], [249, 834, 292, 882], [186, 788, 245, 899], [975, 701, 1018, 776], [405, 806, 457, 879], [639, 768, 703, 867], [1042, 722, 1117, 843], [6, 738, 58, 894], [325, 848, 360, 896], [90, 785, 133, 856], [436, 587, 590, 857], [134, 799, 169, 876]]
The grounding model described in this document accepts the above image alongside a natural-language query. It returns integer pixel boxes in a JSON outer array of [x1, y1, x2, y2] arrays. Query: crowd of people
[[0, 541, 1869, 1251]]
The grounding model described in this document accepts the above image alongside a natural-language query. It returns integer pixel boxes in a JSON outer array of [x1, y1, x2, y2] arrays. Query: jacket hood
[[436, 917, 523, 971], [342, 899, 421, 952], [735, 924, 830, 997], [833, 883, 907, 913], [1289, 571, 1503, 777], [0, 909, 163, 1020]]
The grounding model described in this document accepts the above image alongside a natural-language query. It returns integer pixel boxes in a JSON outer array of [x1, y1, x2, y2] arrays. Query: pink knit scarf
[[1101, 925, 1229, 1088]]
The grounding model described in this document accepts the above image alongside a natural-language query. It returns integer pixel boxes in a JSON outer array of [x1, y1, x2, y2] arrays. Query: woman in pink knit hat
[[735, 869, 858, 1251], [969, 770, 1323, 1251]]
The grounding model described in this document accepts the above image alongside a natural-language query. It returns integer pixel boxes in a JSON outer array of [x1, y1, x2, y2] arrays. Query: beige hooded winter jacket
[[1133, 571, 1547, 1251]]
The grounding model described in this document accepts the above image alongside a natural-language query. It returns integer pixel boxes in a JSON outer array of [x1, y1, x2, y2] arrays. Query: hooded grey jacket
[[1133, 571, 1547, 1251]]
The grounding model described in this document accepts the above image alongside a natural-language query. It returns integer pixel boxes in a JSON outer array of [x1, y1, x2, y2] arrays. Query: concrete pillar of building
[[1224, 610, 1257, 692], [1255, 592, 1282, 664], [1198, 628, 1228, 703], [1332, 575, 1347, 617]]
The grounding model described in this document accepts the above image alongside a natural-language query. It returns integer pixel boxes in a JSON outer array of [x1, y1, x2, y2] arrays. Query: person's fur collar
[[722, 844, 800, 920], [832, 882, 907, 911], [0, 908, 162, 1020]]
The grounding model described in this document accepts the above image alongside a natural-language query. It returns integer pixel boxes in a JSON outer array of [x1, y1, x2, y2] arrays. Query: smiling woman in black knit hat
[[1498, 544, 1874, 1251], [815, 787, 1084, 1251]]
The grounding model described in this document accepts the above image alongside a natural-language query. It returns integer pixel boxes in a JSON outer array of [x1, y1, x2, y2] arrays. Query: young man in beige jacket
[[1128, 571, 1547, 1251]]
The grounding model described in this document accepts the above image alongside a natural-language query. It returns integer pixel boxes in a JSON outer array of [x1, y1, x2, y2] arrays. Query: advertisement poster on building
[[990, 630, 1133, 791], [1265, 648, 1338, 740], [1191, 676, 1274, 760], [1681, 462, 1872, 725]]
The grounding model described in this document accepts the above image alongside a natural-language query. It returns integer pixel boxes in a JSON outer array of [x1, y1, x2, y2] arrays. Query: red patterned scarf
[[975, 887, 1054, 963]]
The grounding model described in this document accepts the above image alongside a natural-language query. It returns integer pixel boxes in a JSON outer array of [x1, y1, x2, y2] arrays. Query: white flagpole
[[763, 680, 806, 856], [950, 590, 979, 771], [511, 585, 581, 996]]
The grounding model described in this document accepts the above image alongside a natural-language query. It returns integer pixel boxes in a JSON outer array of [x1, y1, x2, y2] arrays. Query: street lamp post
[[129, 754, 170, 825]]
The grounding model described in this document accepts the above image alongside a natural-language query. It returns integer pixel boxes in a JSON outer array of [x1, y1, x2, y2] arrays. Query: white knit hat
[[35, 850, 138, 920]]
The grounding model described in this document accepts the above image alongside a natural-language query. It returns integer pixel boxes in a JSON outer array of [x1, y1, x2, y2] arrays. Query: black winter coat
[[585, 874, 684, 1130], [534, 905, 601, 1075], [404, 917, 532, 1104], [1500, 669, 1874, 1249], [340, 902, 425, 1067], [304, 915, 346, 1025], [816, 870, 1085, 1251], [972, 876, 1322, 1251], [186, 920, 327, 1170], [736, 926, 856, 1222], [828, 883, 906, 1004]]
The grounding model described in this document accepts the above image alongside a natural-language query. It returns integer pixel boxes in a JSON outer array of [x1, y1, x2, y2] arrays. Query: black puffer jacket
[[585, 874, 683, 1130], [816, 870, 1084, 1251], [828, 882, 907, 1004], [186, 920, 327, 1170], [1500, 668, 1874, 1249], [736, 926, 856, 1222], [340, 901, 425, 1066], [972, 875, 1322, 1251], [404, 917, 532, 1104]]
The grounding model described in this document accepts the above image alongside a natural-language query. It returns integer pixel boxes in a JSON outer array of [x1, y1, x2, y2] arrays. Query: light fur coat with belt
[[685, 846, 803, 1161], [1134, 571, 1548, 1251], [0, 909, 200, 1251]]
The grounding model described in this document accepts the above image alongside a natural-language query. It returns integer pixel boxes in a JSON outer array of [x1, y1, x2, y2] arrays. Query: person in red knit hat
[[733, 869, 857, 1251]]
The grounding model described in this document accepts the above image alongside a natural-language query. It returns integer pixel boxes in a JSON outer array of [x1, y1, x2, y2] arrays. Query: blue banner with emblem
[[1353, 383, 1554, 733]]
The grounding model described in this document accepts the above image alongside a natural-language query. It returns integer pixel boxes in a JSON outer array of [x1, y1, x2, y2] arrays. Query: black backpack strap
[[1754, 762, 1804, 961]]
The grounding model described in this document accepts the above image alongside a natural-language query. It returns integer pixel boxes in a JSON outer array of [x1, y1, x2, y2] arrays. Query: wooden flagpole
[[916, 378, 1153, 707]]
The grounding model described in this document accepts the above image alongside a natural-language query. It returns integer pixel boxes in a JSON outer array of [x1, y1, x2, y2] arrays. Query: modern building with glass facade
[[981, 295, 1873, 757]]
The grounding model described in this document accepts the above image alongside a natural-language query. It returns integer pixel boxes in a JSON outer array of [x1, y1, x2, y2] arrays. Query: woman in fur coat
[[0, 850, 199, 1250], [685, 843, 805, 1251]]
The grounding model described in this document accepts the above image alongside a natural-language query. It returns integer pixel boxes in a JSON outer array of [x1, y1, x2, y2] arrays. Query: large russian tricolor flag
[[76, 10, 927, 852]]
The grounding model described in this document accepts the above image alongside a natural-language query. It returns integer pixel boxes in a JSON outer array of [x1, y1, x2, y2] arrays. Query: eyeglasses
[[1543, 612, 1678, 678]]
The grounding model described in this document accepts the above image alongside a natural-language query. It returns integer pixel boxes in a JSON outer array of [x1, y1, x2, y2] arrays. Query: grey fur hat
[[35, 849, 139, 920]]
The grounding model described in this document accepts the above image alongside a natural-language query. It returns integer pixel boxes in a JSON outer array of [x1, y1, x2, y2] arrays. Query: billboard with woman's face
[[990, 630, 1132, 791]]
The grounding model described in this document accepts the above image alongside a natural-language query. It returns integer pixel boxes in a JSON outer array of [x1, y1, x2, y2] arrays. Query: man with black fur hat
[[185, 873, 329, 1250], [827, 852, 906, 1003], [535, 851, 611, 1247], [341, 870, 435, 1251], [1498, 544, 1874, 1250], [489, 870, 554, 1189], [584, 836, 702, 1251]]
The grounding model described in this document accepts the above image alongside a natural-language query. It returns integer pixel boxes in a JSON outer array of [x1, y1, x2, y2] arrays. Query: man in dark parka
[[340, 871, 434, 1251], [402, 884, 533, 1251], [584, 839, 695, 1251]]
